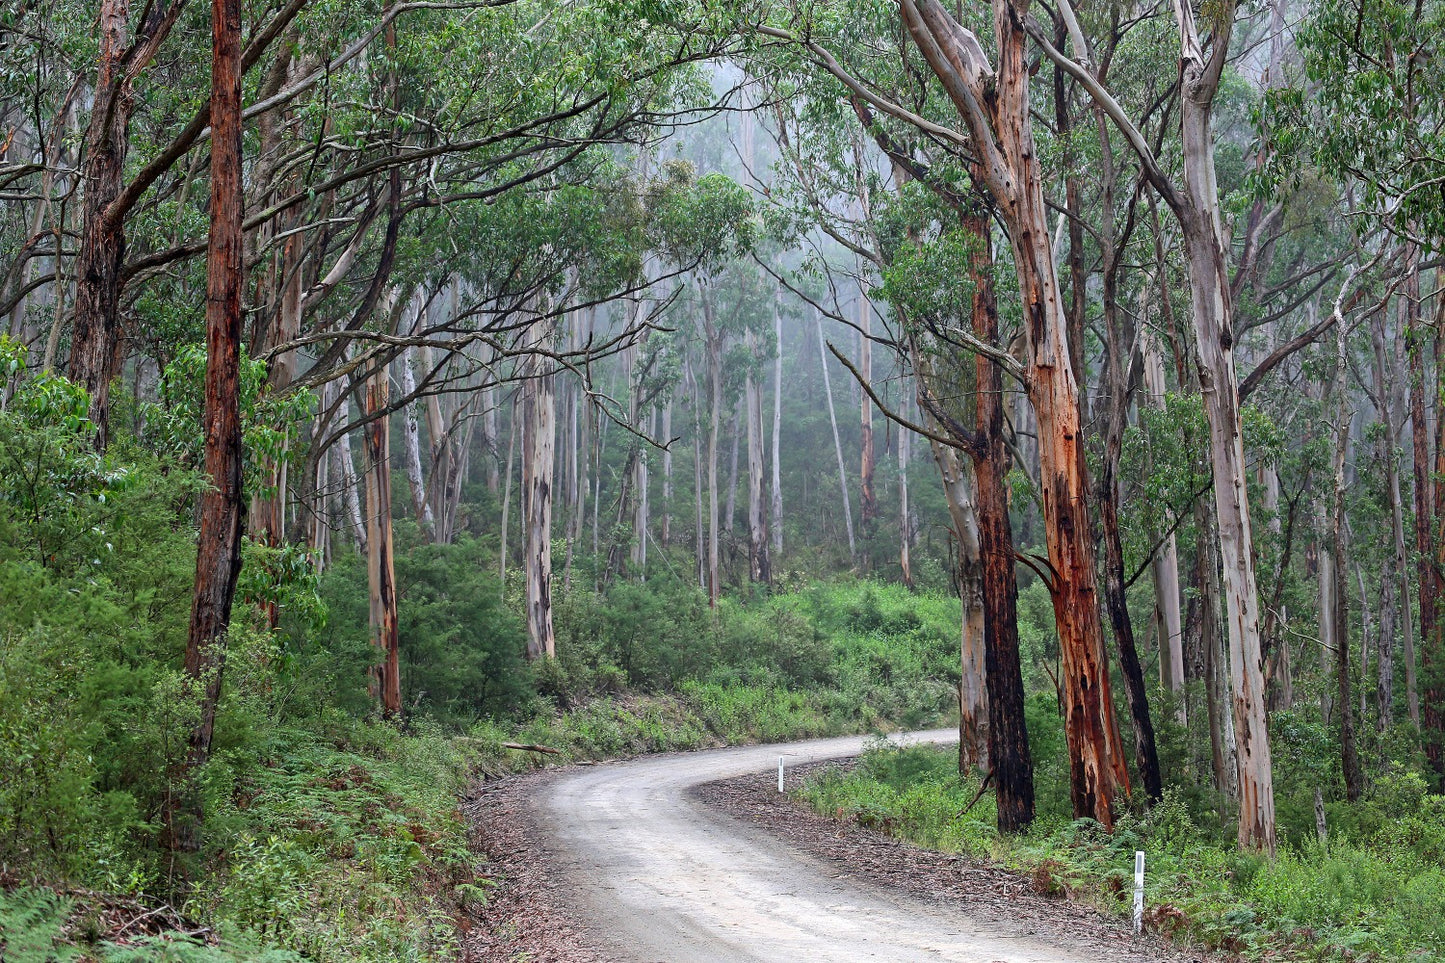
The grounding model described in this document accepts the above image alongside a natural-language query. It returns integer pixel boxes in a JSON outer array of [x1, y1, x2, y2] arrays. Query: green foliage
[[318, 531, 531, 723], [0, 888, 78, 963], [798, 744, 1445, 960], [146, 344, 315, 494]]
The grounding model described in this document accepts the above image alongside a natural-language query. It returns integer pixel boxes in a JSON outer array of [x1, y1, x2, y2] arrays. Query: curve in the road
[[535, 730, 1134, 963]]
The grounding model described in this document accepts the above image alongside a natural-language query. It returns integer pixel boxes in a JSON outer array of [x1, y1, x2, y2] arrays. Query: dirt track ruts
[[466, 730, 1205, 962]]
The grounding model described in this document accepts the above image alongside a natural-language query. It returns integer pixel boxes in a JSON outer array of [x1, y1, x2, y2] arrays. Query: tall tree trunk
[[1142, 323, 1186, 712], [1100, 419, 1163, 802], [1196, 496, 1239, 802], [898, 385, 913, 590], [899, 0, 1127, 827], [816, 308, 857, 559], [924, 404, 987, 773], [68, 0, 136, 448], [1318, 501, 1338, 724], [1331, 328, 1363, 800], [770, 285, 784, 557], [338, 412, 368, 552], [746, 330, 770, 584], [724, 404, 741, 536], [1173, 0, 1277, 853], [174, 0, 244, 847], [964, 207, 1033, 832], [522, 321, 556, 659], [631, 409, 651, 577], [858, 287, 879, 540], [500, 393, 517, 586], [1429, 273, 1445, 780], [1095, 109, 1162, 803], [483, 374, 500, 495], [661, 400, 673, 550], [687, 355, 706, 588], [1373, 299, 1413, 730], [703, 294, 723, 607], [399, 296, 437, 541], [364, 367, 401, 719], [1407, 258, 1438, 759]]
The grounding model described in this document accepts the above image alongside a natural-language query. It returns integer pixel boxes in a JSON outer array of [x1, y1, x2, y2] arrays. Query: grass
[[4, 579, 965, 962], [795, 743, 1445, 961]]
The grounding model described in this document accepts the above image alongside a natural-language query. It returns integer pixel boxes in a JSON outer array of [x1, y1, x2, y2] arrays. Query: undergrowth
[[797, 743, 1445, 962]]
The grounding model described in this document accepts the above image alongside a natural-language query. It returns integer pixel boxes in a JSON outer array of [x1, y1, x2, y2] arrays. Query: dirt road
[[523, 730, 1167, 963]]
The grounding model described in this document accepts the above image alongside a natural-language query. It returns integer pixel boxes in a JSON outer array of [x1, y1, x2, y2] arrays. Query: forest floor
[[462, 732, 1219, 963]]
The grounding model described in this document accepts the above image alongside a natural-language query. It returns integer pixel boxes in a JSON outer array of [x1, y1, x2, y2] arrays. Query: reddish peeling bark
[[897, 0, 1126, 827], [174, 0, 244, 848]]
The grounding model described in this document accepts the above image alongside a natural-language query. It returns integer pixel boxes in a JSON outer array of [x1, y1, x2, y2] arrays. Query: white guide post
[[1133, 850, 1145, 934], [778, 756, 785, 793]]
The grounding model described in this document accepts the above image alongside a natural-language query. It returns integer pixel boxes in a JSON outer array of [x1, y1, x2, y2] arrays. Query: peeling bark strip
[[175, 0, 244, 848], [896, 0, 1126, 828], [365, 368, 401, 718]]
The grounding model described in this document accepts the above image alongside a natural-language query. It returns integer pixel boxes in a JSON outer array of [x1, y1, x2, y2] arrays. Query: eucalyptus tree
[[648, 163, 758, 605], [1281, 0, 1445, 777], [757, 20, 1040, 827], [761, 0, 1131, 829]]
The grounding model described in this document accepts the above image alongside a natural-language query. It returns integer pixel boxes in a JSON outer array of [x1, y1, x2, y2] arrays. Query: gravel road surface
[[517, 730, 1168, 963]]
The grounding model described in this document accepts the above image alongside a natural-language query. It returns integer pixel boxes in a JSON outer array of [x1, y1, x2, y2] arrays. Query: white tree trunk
[[816, 308, 856, 558], [1142, 326, 1186, 709], [522, 315, 556, 660], [770, 284, 784, 556], [746, 329, 770, 584]]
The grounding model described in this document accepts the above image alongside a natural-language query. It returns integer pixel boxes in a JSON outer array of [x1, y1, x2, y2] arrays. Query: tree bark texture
[[175, 0, 244, 847], [69, 0, 135, 447], [364, 369, 401, 718], [522, 322, 557, 659], [1173, 0, 1277, 853], [899, 0, 1126, 828], [770, 285, 784, 557]]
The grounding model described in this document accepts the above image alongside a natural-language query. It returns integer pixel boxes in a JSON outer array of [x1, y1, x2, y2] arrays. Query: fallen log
[[501, 742, 562, 755]]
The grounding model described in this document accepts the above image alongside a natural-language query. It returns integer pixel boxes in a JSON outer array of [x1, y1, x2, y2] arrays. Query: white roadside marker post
[[1133, 850, 1145, 935], [778, 756, 785, 793]]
